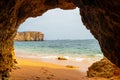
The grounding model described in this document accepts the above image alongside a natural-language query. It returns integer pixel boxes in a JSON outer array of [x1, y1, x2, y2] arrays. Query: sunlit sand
[[10, 57, 108, 80]]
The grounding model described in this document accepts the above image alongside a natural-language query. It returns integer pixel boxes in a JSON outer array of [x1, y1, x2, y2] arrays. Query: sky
[[18, 8, 94, 40]]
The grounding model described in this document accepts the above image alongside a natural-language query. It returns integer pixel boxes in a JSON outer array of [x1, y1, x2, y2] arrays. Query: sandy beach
[[10, 57, 108, 80]]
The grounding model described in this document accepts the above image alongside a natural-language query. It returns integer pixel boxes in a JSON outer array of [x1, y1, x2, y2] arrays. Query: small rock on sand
[[57, 56, 68, 60]]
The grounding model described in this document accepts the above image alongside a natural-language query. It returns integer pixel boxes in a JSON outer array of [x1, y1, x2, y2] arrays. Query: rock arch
[[0, 0, 120, 79]]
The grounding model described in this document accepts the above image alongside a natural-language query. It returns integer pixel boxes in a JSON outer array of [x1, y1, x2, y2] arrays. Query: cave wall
[[74, 0, 120, 67], [0, 0, 120, 79]]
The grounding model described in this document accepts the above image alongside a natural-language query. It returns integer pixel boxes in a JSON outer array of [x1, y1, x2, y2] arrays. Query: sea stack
[[14, 31, 44, 41]]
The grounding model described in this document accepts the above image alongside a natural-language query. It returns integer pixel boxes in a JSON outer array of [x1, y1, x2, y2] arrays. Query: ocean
[[14, 39, 103, 61], [14, 39, 104, 72]]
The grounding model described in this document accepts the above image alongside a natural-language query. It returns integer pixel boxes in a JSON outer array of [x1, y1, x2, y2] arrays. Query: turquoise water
[[14, 39, 103, 60]]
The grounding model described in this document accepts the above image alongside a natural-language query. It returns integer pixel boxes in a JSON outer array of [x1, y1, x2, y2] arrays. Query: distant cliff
[[15, 32, 44, 41]]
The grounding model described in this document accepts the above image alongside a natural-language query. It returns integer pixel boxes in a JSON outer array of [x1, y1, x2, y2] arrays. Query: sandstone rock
[[57, 56, 68, 60], [0, 0, 120, 67], [0, 0, 120, 79], [14, 31, 44, 41], [87, 57, 120, 79]]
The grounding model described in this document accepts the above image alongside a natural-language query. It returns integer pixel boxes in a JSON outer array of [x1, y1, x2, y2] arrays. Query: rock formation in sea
[[15, 32, 44, 41], [0, 0, 120, 79]]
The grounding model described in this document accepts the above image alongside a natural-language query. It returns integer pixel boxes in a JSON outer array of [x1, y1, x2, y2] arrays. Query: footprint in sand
[[43, 69, 48, 74], [46, 77, 51, 79], [35, 76, 40, 80], [46, 74, 55, 80], [50, 74, 54, 77]]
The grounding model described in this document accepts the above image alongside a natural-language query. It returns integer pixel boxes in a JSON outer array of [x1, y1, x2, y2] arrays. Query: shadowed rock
[[0, 0, 120, 79]]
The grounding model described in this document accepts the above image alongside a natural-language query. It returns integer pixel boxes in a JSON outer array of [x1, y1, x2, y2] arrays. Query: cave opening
[[12, 8, 104, 79], [0, 0, 119, 80]]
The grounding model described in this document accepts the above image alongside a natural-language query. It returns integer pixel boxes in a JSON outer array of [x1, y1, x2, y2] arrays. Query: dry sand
[[10, 58, 108, 80]]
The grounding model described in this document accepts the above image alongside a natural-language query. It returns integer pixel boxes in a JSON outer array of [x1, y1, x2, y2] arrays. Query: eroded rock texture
[[15, 32, 44, 41], [0, 0, 76, 79], [76, 0, 120, 68], [0, 0, 120, 79], [87, 57, 120, 79]]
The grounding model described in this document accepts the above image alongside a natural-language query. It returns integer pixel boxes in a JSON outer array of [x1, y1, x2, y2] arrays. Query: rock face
[[87, 57, 120, 79], [0, 0, 120, 79], [76, 0, 120, 68], [15, 32, 44, 41]]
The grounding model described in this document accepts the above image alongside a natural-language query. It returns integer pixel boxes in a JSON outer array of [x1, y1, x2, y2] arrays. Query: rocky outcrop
[[15, 32, 44, 41], [87, 57, 120, 79], [76, 0, 120, 68], [0, 0, 120, 79]]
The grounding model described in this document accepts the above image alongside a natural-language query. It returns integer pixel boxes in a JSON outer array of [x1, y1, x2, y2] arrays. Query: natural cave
[[0, 0, 120, 79]]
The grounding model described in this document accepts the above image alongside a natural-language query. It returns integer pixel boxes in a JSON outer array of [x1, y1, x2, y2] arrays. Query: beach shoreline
[[10, 57, 108, 80]]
